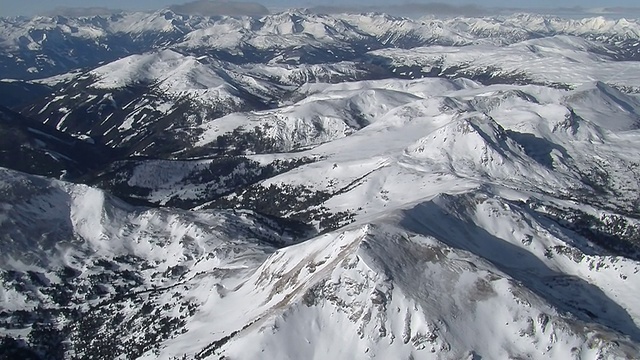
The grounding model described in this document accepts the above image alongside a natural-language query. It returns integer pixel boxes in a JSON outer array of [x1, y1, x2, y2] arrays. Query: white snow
[[3, 9, 640, 360]]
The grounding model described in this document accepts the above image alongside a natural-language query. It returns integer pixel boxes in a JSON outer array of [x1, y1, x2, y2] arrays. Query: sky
[[1, 0, 640, 17]]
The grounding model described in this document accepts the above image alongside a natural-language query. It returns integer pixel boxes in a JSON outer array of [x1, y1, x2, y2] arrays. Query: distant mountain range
[[2, 10, 640, 80]]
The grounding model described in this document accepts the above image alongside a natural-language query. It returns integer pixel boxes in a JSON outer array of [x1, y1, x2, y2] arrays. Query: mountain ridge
[[2, 9, 640, 360], [3, 11, 640, 80]]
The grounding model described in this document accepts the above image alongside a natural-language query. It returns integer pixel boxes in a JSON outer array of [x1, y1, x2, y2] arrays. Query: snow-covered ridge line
[[1, 167, 639, 359], [3, 9, 640, 80], [3, 11, 640, 50], [446, 13, 640, 40]]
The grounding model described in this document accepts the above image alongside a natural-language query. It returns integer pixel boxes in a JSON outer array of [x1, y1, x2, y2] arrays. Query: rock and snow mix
[[1, 9, 640, 360]]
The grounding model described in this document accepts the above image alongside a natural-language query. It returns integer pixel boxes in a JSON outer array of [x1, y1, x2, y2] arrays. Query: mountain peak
[[567, 81, 640, 131], [3, 10, 640, 360]]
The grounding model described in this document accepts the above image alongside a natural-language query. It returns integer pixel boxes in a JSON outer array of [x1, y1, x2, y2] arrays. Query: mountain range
[[1, 8, 640, 360]]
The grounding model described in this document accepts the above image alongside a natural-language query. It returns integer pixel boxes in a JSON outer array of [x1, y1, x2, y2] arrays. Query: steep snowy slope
[[0, 168, 311, 358], [565, 81, 640, 131], [205, 201, 640, 360], [1, 168, 639, 359]]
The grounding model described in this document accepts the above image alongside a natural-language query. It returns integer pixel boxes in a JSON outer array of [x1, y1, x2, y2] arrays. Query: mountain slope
[[3, 11, 640, 80], [1, 169, 639, 359], [368, 35, 640, 89], [0, 106, 114, 179], [0, 168, 311, 358], [3, 9, 640, 360], [19, 50, 384, 158], [19, 50, 274, 157]]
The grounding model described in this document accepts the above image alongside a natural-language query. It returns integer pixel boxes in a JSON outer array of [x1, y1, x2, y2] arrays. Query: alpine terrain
[[1, 7, 640, 360]]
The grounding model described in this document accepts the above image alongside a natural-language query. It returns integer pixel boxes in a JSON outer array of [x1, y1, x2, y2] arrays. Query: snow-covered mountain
[[2, 144, 640, 359], [19, 50, 380, 158], [369, 34, 640, 91], [7, 11, 640, 160], [2, 8, 640, 360], [3, 10, 640, 80]]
